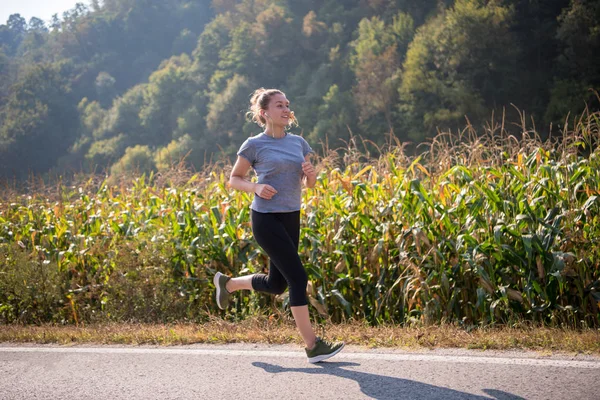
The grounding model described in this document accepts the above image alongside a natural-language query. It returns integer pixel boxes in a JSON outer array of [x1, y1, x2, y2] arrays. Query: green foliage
[[95, 72, 117, 106], [0, 14, 27, 55], [0, 244, 64, 324], [545, 0, 600, 125], [352, 15, 398, 60], [400, 0, 517, 141], [301, 10, 328, 51], [1, 110, 598, 327], [1, 0, 599, 180], [555, 0, 600, 85], [139, 54, 195, 147], [78, 98, 107, 140], [172, 29, 198, 56], [350, 13, 413, 136], [86, 134, 129, 170], [110, 144, 156, 176], [0, 62, 78, 177], [155, 134, 203, 170], [308, 84, 356, 146], [217, 22, 257, 77], [104, 85, 146, 139], [192, 13, 233, 80], [205, 73, 254, 154]]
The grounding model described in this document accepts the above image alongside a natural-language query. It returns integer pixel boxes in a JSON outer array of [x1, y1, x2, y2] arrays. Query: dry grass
[[1, 319, 599, 354]]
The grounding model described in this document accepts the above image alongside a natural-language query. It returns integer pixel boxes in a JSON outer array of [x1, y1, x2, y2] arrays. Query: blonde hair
[[247, 88, 298, 128]]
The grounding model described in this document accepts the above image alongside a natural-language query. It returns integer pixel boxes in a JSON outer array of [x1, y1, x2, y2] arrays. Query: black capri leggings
[[250, 210, 308, 307]]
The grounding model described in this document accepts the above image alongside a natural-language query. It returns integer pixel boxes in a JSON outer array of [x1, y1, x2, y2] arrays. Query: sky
[[1, 0, 90, 25]]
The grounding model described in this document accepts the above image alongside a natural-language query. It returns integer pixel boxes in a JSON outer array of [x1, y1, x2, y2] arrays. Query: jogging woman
[[214, 88, 344, 363]]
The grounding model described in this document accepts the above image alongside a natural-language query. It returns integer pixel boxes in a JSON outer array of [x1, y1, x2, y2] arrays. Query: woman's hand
[[302, 160, 317, 188], [255, 183, 278, 199], [302, 161, 316, 179]]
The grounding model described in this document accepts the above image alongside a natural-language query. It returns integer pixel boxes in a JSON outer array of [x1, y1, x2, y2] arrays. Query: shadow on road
[[252, 361, 525, 400]]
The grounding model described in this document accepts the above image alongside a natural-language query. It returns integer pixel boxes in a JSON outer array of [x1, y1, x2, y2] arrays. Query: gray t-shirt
[[237, 132, 314, 213]]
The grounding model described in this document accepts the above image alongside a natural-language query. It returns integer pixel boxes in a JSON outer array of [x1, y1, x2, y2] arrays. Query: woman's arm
[[229, 156, 277, 199], [302, 154, 317, 188]]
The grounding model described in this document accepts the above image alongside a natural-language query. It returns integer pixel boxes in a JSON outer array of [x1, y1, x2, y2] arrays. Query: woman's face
[[264, 93, 291, 127]]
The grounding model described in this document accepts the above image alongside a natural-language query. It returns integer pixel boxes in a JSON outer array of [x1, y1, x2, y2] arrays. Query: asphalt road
[[1, 344, 598, 399]]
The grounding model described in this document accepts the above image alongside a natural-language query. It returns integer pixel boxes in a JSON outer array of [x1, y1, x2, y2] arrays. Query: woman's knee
[[289, 282, 308, 307], [289, 270, 308, 297], [269, 279, 288, 295]]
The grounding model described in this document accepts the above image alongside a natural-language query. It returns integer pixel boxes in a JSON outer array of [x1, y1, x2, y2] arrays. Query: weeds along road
[[1, 344, 599, 400]]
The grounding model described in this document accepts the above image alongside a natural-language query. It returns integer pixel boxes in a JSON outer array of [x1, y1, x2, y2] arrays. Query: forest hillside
[[0, 0, 599, 179]]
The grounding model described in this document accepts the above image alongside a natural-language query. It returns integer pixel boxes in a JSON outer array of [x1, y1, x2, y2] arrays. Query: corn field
[[1, 110, 599, 327]]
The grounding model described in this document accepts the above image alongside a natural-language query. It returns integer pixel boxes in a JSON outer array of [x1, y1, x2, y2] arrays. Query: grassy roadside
[[1, 319, 599, 354]]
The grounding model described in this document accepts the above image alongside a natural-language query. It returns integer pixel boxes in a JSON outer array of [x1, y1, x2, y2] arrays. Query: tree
[[0, 49, 10, 103], [362, 0, 441, 25], [217, 21, 257, 79], [17, 29, 49, 63], [251, 3, 301, 84], [354, 45, 400, 133], [7, 14, 26, 35], [192, 13, 233, 81], [287, 62, 335, 137], [0, 0, 594, 180], [205, 73, 253, 156], [95, 72, 117, 106], [0, 14, 27, 55], [545, 0, 600, 124], [508, 0, 569, 122], [73, 91, 142, 172], [139, 54, 195, 147], [28, 17, 48, 32], [400, 0, 517, 141], [0, 63, 77, 177], [98, 84, 146, 142], [85, 133, 128, 170], [172, 29, 197, 55], [308, 84, 356, 147], [110, 144, 156, 176], [351, 14, 414, 135], [154, 134, 204, 170], [78, 98, 107, 140], [301, 10, 328, 51]]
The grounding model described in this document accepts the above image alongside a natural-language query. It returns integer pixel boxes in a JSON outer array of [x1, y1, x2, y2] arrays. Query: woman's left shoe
[[214, 272, 231, 310]]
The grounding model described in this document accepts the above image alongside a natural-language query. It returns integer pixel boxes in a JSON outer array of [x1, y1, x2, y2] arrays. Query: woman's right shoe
[[305, 337, 345, 363], [214, 272, 231, 310]]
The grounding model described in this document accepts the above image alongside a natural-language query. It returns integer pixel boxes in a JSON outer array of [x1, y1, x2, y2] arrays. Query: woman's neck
[[265, 125, 286, 138]]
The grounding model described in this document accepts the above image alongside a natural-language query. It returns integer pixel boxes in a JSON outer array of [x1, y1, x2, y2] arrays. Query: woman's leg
[[215, 261, 285, 309], [225, 211, 289, 294], [225, 275, 253, 292], [276, 211, 316, 349], [215, 211, 343, 360], [251, 211, 316, 349], [214, 214, 288, 309], [225, 260, 287, 293], [291, 305, 316, 349]]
